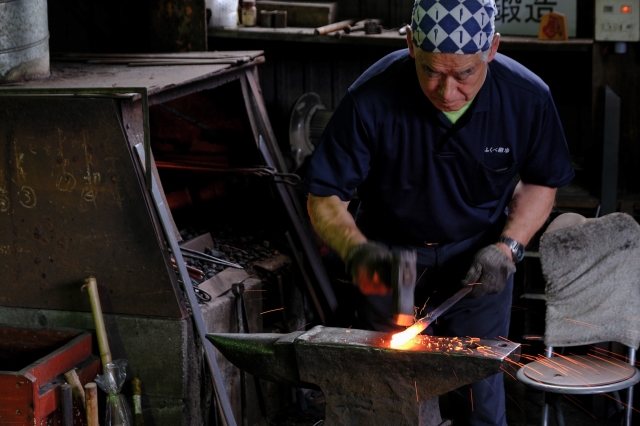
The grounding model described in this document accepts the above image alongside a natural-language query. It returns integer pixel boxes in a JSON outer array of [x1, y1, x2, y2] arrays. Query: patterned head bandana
[[410, 0, 497, 54]]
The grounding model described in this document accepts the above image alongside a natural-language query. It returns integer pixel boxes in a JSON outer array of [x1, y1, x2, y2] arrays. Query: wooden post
[[64, 369, 86, 408], [85, 383, 99, 426]]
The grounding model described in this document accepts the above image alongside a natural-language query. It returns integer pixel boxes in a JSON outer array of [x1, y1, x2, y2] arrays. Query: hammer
[[391, 250, 417, 326]]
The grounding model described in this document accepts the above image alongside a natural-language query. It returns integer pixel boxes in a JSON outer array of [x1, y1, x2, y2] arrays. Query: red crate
[[0, 325, 101, 426]]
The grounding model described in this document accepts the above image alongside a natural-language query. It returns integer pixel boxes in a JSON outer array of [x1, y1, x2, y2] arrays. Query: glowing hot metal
[[391, 285, 474, 349]]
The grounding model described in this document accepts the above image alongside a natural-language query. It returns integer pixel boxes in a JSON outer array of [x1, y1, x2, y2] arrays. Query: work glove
[[462, 244, 516, 299], [344, 242, 393, 295]]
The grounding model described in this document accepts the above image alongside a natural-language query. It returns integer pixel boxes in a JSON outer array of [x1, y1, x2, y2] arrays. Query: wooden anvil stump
[[207, 326, 520, 426]]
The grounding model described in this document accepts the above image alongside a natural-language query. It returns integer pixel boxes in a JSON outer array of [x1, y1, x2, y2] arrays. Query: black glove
[[344, 242, 393, 295], [462, 244, 516, 299]]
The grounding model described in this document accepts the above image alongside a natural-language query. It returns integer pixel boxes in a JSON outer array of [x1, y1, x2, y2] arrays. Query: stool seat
[[517, 356, 640, 394]]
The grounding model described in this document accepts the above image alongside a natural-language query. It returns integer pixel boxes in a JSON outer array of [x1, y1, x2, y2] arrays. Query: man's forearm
[[307, 194, 367, 260], [496, 181, 557, 260]]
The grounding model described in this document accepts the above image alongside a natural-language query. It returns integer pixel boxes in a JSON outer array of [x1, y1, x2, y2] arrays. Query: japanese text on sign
[[493, 0, 576, 37]]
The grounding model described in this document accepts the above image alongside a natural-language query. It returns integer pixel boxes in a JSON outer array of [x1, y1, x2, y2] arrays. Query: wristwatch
[[497, 236, 525, 263]]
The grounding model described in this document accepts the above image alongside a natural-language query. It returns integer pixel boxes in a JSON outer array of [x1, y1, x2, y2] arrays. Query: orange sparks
[[416, 266, 429, 285], [470, 389, 474, 411], [602, 392, 640, 413], [563, 395, 596, 419], [260, 307, 284, 315], [453, 369, 458, 380], [296, 322, 311, 331], [500, 367, 517, 381], [483, 378, 496, 393], [414, 381, 419, 402], [506, 394, 524, 412], [564, 318, 599, 328], [390, 321, 428, 349]]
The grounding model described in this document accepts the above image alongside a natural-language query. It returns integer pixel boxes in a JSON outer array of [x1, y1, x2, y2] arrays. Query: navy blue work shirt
[[304, 50, 575, 245]]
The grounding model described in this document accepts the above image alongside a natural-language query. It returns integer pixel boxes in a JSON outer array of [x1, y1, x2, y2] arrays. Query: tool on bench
[[314, 19, 355, 35], [344, 19, 383, 34]]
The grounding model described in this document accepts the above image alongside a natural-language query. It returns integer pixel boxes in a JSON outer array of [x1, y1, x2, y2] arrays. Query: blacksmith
[[304, 0, 574, 424]]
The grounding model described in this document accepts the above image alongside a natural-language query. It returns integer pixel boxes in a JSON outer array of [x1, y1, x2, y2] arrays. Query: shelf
[[209, 26, 594, 52]]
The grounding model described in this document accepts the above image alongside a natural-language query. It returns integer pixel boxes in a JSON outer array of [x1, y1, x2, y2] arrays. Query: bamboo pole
[[83, 277, 113, 367], [64, 369, 86, 408], [85, 383, 99, 426], [132, 378, 144, 426]]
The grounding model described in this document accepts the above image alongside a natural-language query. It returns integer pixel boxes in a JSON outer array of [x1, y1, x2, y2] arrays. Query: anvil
[[207, 326, 520, 426]]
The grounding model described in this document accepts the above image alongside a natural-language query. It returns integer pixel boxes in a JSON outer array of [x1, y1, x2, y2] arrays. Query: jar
[[208, 0, 239, 28], [241, 0, 257, 27]]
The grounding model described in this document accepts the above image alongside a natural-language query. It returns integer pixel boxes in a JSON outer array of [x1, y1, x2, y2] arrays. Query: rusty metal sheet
[[0, 96, 184, 318]]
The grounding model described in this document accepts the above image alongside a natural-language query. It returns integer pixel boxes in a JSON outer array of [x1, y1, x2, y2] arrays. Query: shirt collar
[[472, 65, 491, 114]]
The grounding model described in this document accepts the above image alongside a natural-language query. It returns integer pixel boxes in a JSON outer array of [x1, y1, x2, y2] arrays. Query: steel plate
[[0, 96, 183, 317]]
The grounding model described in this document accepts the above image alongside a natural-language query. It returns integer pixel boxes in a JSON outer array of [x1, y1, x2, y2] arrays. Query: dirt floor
[[267, 378, 633, 426]]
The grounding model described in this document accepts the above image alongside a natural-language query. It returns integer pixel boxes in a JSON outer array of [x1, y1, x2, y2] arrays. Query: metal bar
[[61, 383, 73, 426], [232, 284, 248, 426], [259, 137, 337, 313], [141, 89, 152, 189], [135, 143, 237, 426], [157, 103, 217, 136], [286, 231, 327, 325], [420, 286, 472, 327], [625, 347, 636, 426], [601, 86, 621, 215], [236, 284, 269, 424], [541, 345, 553, 426], [145, 59, 265, 107], [180, 247, 243, 269]]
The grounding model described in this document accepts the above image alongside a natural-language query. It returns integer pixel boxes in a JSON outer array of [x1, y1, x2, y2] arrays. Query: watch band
[[497, 236, 525, 263]]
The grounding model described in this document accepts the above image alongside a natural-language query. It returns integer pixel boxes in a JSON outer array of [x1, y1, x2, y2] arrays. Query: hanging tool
[[135, 143, 238, 426], [314, 19, 355, 35]]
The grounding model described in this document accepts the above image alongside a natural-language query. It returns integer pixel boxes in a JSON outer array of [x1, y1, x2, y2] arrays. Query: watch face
[[500, 236, 525, 262]]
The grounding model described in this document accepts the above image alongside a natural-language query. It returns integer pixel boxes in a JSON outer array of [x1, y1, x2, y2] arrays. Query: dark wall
[[48, 0, 207, 53]]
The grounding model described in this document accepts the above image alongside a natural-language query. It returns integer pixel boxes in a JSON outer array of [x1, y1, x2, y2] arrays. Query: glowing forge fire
[[390, 321, 428, 349]]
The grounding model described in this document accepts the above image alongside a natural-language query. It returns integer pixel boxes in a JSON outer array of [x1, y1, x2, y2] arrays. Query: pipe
[[0, 0, 50, 83]]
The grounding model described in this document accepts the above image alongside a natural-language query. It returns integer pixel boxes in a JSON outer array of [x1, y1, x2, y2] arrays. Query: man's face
[[406, 32, 500, 112]]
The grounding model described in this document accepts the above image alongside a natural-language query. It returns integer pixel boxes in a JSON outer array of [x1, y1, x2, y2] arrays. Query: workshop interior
[[1, 0, 640, 425]]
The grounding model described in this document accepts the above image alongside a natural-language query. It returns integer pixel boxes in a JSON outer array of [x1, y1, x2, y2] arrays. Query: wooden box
[[0, 325, 101, 426], [256, 1, 337, 27]]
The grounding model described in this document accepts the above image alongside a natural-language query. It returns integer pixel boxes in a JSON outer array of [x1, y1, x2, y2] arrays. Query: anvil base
[[207, 326, 520, 426]]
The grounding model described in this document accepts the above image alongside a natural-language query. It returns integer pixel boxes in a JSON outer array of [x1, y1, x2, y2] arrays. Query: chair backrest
[[539, 212, 640, 349]]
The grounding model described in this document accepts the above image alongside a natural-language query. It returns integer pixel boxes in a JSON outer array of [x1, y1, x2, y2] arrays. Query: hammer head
[[392, 250, 417, 326]]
